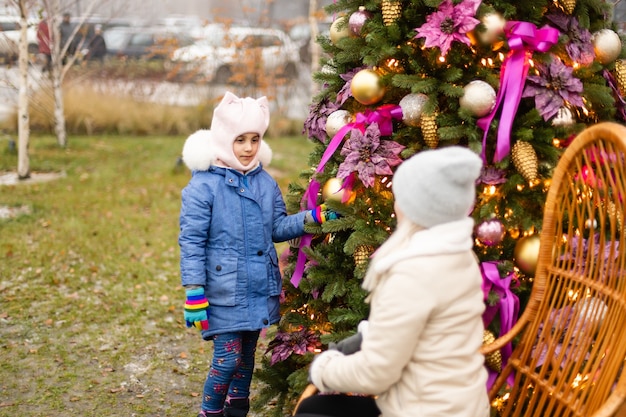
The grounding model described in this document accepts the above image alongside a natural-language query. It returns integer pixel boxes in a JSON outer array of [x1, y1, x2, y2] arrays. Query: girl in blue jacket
[[179, 92, 332, 417]]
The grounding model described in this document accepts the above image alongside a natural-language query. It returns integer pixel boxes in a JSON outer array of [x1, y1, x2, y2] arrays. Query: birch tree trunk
[[16, 0, 30, 179], [43, 0, 102, 148], [45, 0, 67, 147]]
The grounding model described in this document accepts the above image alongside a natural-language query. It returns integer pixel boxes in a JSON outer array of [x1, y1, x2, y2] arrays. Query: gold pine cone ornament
[[354, 245, 375, 267], [615, 59, 626, 96], [382, 0, 402, 26], [420, 112, 439, 149], [483, 330, 503, 372], [558, 0, 576, 14], [511, 141, 538, 182]]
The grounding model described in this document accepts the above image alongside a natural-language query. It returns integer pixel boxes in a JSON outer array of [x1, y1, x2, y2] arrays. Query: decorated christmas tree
[[255, 0, 625, 414]]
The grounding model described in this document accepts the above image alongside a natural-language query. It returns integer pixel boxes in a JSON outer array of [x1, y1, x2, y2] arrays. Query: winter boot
[[224, 398, 250, 417]]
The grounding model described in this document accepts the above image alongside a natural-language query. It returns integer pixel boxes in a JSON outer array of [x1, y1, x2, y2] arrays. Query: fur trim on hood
[[182, 129, 273, 171]]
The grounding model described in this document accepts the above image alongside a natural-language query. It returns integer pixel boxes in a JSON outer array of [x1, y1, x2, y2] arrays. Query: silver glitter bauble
[[593, 29, 622, 64], [573, 297, 608, 333], [552, 106, 575, 127], [459, 80, 496, 117], [349, 6, 371, 36], [476, 219, 506, 246], [399, 93, 428, 127], [326, 110, 352, 138], [478, 13, 506, 45]]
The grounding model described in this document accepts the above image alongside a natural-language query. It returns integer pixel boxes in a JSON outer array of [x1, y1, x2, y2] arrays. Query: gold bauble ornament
[[381, 0, 403, 26], [459, 80, 496, 117], [420, 112, 439, 149], [483, 330, 502, 373], [322, 177, 356, 204], [514, 234, 541, 275], [330, 16, 351, 46], [326, 110, 352, 138], [353, 244, 375, 267], [350, 69, 385, 105], [558, 0, 576, 14], [511, 141, 538, 182], [615, 59, 626, 96], [593, 29, 622, 65]]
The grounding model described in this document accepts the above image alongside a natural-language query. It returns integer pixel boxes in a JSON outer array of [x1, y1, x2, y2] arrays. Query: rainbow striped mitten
[[184, 287, 209, 330]]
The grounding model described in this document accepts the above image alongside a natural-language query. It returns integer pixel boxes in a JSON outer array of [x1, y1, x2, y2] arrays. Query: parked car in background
[[0, 15, 38, 64], [168, 26, 299, 84], [103, 26, 194, 60], [155, 14, 205, 40]]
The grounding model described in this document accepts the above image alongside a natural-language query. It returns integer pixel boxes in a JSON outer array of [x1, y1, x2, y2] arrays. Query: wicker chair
[[294, 122, 626, 417], [482, 122, 626, 417]]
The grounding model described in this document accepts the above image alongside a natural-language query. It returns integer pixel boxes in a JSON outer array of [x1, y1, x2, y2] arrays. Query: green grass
[[0, 134, 314, 417]]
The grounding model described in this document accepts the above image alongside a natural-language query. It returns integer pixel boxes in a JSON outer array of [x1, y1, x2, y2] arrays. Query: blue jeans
[[202, 331, 260, 412]]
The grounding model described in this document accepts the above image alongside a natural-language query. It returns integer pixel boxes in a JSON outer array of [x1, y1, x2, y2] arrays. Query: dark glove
[[184, 287, 209, 330], [328, 332, 362, 355], [307, 204, 341, 224]]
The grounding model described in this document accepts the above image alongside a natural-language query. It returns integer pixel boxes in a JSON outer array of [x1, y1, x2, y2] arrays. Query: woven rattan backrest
[[491, 122, 626, 417]]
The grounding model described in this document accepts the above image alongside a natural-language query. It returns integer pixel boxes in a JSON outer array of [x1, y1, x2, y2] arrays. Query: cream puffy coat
[[310, 219, 490, 417]]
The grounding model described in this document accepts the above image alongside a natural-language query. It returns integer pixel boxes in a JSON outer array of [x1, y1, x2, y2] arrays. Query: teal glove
[[184, 287, 209, 330]]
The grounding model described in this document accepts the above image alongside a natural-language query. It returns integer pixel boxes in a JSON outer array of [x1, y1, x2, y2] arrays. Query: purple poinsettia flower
[[266, 327, 321, 366], [303, 98, 341, 143], [337, 123, 405, 188], [546, 12, 595, 65], [414, 0, 481, 57], [477, 166, 508, 185], [522, 57, 584, 121]]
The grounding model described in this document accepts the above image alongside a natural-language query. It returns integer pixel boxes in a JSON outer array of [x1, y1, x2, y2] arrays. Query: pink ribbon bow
[[477, 21, 559, 163], [291, 105, 403, 288], [481, 261, 519, 388]]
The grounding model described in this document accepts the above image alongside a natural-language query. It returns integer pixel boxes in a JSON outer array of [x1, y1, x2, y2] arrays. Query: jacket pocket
[[206, 256, 237, 306], [267, 250, 282, 297]]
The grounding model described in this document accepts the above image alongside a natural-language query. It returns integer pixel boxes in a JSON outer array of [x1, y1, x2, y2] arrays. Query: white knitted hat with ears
[[209, 91, 270, 171], [392, 146, 482, 228]]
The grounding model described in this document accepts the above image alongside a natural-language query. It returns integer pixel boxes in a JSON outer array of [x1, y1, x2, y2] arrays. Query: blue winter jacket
[[179, 164, 307, 339]]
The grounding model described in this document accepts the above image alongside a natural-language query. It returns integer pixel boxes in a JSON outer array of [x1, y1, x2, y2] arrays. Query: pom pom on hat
[[392, 147, 482, 228], [181, 128, 273, 171], [210, 91, 270, 171], [182, 129, 214, 171]]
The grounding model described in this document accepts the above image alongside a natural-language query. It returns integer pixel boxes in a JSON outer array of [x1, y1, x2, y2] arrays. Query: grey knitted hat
[[392, 146, 482, 228]]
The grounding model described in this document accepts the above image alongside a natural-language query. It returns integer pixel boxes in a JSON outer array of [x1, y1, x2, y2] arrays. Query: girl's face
[[233, 132, 260, 166]]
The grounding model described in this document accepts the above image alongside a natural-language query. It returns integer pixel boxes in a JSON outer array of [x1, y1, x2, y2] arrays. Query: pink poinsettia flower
[[414, 0, 481, 57], [337, 123, 405, 188]]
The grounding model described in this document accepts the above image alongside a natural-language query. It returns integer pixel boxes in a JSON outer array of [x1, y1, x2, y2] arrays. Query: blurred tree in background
[[254, 0, 626, 415]]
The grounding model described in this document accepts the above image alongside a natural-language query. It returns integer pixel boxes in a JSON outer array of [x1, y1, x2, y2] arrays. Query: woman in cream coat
[[303, 147, 490, 417]]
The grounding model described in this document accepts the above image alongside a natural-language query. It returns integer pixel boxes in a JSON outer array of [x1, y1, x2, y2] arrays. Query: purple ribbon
[[603, 69, 626, 122], [292, 105, 403, 288], [481, 261, 519, 388], [477, 21, 559, 163]]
